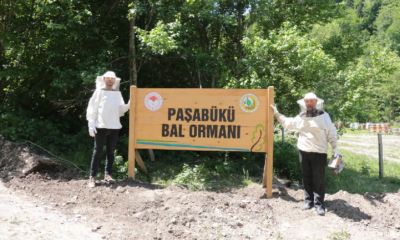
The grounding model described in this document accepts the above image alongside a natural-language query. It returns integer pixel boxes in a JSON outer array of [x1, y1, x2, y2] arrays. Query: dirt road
[[2, 172, 400, 240], [0, 182, 102, 240], [1, 135, 400, 239]]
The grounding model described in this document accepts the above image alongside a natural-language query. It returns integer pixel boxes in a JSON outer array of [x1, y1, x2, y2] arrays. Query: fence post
[[378, 133, 384, 179]]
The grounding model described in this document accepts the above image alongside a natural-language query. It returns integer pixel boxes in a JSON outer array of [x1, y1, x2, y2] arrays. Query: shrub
[[273, 141, 301, 183]]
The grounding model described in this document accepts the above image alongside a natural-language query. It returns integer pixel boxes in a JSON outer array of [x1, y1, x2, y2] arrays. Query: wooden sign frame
[[128, 86, 274, 198]]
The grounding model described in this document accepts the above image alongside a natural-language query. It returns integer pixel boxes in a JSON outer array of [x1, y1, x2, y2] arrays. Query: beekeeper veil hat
[[297, 92, 324, 113], [95, 71, 121, 91]]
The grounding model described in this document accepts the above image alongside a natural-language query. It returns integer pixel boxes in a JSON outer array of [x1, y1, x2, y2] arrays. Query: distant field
[[324, 130, 400, 194], [338, 130, 400, 163]]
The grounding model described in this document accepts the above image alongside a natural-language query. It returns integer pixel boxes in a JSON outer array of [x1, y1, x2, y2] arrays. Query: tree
[[0, 0, 131, 151], [250, 0, 344, 36], [226, 25, 337, 116], [330, 44, 399, 121]]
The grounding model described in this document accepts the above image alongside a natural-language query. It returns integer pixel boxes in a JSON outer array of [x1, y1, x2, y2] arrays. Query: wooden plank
[[262, 88, 269, 188], [128, 86, 137, 179], [135, 88, 268, 152], [266, 86, 274, 198], [135, 150, 148, 175], [148, 149, 155, 162], [378, 133, 384, 179]]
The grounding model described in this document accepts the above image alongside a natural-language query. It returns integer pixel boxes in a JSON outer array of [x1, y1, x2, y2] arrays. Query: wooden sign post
[[128, 87, 275, 198]]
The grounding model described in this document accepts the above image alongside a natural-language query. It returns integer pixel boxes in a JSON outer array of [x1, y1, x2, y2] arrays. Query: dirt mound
[[1, 136, 400, 239], [0, 135, 67, 180]]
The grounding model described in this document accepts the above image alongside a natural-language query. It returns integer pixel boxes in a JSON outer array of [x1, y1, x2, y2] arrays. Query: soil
[[1, 135, 400, 240]]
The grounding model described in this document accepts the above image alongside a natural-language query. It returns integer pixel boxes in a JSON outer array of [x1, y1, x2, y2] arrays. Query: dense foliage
[[1, 0, 399, 177], [309, 0, 400, 123]]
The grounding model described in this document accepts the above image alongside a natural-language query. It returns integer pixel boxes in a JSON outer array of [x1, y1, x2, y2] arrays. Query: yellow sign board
[[135, 89, 269, 152], [128, 87, 275, 197]]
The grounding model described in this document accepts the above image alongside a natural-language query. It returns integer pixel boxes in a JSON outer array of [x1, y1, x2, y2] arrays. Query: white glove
[[89, 125, 97, 137], [333, 148, 341, 156], [270, 104, 278, 114]]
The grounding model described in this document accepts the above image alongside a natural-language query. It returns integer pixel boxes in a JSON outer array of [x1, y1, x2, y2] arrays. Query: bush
[[273, 141, 301, 183], [112, 154, 128, 180], [172, 163, 214, 190], [0, 109, 92, 155]]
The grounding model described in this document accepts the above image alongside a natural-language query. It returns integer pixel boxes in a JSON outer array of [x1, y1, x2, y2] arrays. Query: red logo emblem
[[144, 92, 163, 111]]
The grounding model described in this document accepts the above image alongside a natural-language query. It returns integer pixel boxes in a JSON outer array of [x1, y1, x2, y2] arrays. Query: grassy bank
[[326, 148, 400, 194], [131, 134, 400, 194], [51, 129, 400, 194], [133, 151, 264, 191], [326, 129, 400, 193]]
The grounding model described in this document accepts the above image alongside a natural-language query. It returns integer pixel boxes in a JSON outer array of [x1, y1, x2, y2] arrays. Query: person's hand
[[333, 148, 341, 156], [270, 104, 278, 114], [89, 125, 97, 137]]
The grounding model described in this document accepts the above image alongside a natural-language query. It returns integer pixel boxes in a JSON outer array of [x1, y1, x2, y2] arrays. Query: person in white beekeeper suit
[[86, 71, 130, 188], [270, 93, 340, 216]]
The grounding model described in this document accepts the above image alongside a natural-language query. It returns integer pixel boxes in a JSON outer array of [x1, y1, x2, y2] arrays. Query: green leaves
[[137, 20, 181, 55], [335, 44, 400, 116], [273, 141, 301, 183], [227, 24, 337, 116], [2, 0, 400, 162], [0, 0, 132, 152]]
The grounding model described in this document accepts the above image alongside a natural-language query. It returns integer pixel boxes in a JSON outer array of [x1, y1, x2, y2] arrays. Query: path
[[0, 182, 101, 240]]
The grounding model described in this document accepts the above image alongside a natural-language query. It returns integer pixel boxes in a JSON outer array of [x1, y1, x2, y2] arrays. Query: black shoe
[[301, 202, 313, 211], [316, 205, 325, 216]]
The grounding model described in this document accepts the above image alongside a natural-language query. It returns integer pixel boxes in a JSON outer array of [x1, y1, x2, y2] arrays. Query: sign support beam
[[128, 86, 137, 179], [266, 87, 274, 197]]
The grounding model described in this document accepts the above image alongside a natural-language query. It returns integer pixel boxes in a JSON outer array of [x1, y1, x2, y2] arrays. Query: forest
[[1, 0, 400, 171]]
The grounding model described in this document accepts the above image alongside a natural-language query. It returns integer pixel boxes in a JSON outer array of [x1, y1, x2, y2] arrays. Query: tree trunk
[[129, 1, 138, 86], [235, 5, 244, 80], [0, 42, 5, 101], [129, 1, 155, 162], [198, 69, 202, 89]]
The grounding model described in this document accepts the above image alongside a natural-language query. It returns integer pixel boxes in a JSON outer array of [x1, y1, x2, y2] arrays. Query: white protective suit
[[274, 94, 338, 154], [86, 72, 130, 129]]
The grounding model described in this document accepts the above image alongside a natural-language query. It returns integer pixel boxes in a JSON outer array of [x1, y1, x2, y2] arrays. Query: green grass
[[338, 133, 400, 160], [343, 129, 370, 135], [44, 129, 399, 195], [327, 229, 350, 240], [326, 148, 400, 194], [128, 141, 400, 194], [344, 128, 400, 136], [9, 217, 22, 225], [134, 160, 259, 191], [389, 122, 400, 128]]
